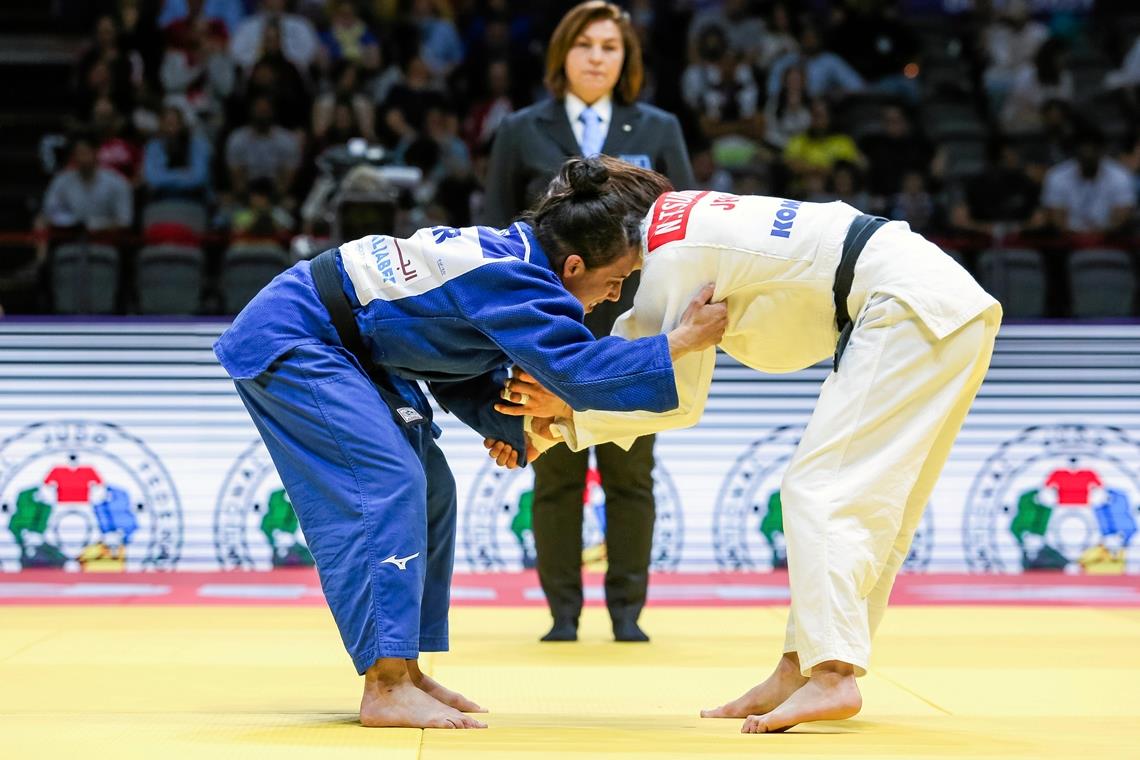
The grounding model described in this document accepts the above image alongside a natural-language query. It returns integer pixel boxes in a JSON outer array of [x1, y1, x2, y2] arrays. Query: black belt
[[833, 214, 888, 372], [310, 248, 427, 430]]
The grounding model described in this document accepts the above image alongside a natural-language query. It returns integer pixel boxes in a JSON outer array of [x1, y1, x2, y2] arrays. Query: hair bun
[[565, 157, 609, 196]]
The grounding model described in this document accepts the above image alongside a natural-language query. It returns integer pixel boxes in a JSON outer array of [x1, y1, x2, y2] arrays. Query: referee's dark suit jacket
[[481, 97, 695, 625]]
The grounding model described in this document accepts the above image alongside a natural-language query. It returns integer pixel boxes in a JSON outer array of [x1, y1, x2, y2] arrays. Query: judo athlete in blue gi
[[214, 156, 728, 729]]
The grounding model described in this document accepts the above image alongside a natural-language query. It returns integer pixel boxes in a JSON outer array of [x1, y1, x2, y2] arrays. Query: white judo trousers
[[780, 296, 1000, 677]]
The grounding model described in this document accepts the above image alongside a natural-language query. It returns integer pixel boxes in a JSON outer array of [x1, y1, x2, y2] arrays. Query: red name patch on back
[[647, 191, 709, 252]]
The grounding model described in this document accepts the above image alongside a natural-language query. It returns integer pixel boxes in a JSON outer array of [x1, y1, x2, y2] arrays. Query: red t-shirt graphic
[[43, 466, 103, 503], [1044, 469, 1102, 505]]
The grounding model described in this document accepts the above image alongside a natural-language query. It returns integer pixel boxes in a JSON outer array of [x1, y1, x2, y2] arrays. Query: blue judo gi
[[215, 222, 678, 674]]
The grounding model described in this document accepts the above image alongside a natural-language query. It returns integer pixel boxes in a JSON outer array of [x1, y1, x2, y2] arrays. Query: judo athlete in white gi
[[498, 190, 1002, 733], [214, 158, 727, 729]]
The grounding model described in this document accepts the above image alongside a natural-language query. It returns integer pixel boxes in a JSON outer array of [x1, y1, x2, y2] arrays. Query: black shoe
[[612, 617, 649, 642], [540, 618, 578, 642]]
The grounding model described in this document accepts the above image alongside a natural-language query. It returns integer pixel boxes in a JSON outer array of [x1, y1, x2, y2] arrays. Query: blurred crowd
[[24, 0, 1140, 315]]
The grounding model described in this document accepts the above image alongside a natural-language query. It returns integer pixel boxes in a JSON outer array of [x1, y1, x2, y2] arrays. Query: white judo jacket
[[554, 190, 1000, 451]]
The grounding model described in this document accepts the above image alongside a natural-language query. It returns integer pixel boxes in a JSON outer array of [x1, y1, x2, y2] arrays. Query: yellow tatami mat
[[2, 605, 1137, 759]]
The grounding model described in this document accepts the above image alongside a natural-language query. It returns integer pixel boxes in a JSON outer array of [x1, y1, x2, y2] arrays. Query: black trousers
[[532, 274, 656, 624], [532, 432, 656, 624]]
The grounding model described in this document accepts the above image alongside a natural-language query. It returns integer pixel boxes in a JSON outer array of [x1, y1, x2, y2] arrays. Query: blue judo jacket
[[214, 221, 679, 456]]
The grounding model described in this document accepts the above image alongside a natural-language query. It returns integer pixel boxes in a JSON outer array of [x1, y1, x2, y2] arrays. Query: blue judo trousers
[[215, 222, 679, 675]]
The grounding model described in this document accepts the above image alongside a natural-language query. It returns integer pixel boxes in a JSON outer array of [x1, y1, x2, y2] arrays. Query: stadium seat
[[51, 242, 119, 314], [135, 244, 204, 315], [1067, 248, 1136, 318], [977, 248, 1047, 318], [920, 59, 974, 99], [221, 243, 290, 314], [922, 101, 986, 140], [939, 137, 989, 181], [141, 199, 208, 245]]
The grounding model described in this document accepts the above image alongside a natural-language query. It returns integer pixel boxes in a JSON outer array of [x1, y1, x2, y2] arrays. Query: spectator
[[313, 97, 367, 155], [230, 176, 294, 239], [425, 105, 477, 226], [950, 138, 1046, 239], [1105, 33, 1140, 91], [890, 170, 940, 234], [37, 133, 134, 252], [783, 99, 865, 183], [160, 16, 237, 134], [756, 1, 799, 71], [224, 95, 302, 203], [406, 0, 464, 79], [1042, 127, 1137, 236], [230, 0, 320, 72], [859, 105, 933, 198], [143, 104, 212, 201], [690, 147, 735, 192], [319, 0, 381, 72], [91, 96, 142, 182], [1000, 38, 1073, 135], [1119, 132, 1140, 200], [804, 160, 872, 210], [116, 0, 163, 89], [159, 0, 246, 38], [982, 0, 1049, 111], [681, 24, 764, 144], [687, 0, 768, 68], [75, 15, 141, 116], [828, 0, 921, 102], [763, 64, 811, 150], [375, 51, 448, 150], [242, 20, 313, 130], [422, 105, 471, 182], [767, 20, 863, 101], [463, 59, 515, 150], [312, 61, 377, 144]]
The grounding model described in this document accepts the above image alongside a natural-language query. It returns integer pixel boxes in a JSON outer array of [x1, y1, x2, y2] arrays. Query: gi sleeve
[[454, 263, 679, 414], [428, 368, 527, 456], [552, 249, 717, 451]]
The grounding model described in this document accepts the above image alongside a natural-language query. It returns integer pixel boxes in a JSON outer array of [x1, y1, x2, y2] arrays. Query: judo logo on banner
[[0, 421, 181, 571], [463, 460, 683, 571], [214, 440, 314, 569], [714, 425, 934, 571], [965, 424, 1140, 574]]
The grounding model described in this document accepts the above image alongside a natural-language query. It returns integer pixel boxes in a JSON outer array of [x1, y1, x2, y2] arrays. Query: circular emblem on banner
[[0, 421, 182, 571], [215, 439, 314, 569], [964, 424, 1140, 574], [463, 458, 683, 571], [714, 425, 934, 571]]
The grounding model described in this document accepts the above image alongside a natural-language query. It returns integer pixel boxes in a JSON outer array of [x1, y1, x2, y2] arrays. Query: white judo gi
[[550, 191, 1002, 677]]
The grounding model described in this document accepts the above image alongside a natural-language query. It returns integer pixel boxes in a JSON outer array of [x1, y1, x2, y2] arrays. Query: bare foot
[[701, 652, 808, 719], [741, 661, 861, 733], [360, 658, 487, 729], [407, 658, 487, 713]]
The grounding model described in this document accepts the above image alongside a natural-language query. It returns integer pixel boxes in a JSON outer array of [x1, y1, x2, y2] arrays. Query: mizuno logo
[[381, 553, 420, 570]]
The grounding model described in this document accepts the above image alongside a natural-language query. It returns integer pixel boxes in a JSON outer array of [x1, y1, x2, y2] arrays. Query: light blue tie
[[578, 106, 604, 157]]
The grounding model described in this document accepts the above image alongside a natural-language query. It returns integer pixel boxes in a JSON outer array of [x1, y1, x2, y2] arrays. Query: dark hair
[[525, 155, 673, 273], [544, 1, 643, 105]]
